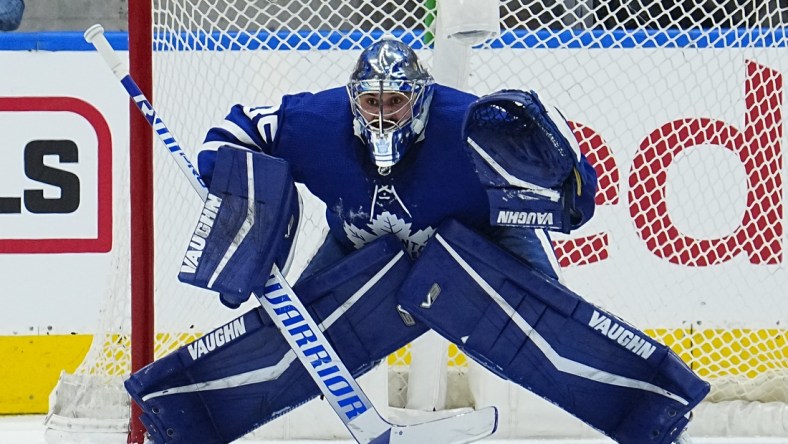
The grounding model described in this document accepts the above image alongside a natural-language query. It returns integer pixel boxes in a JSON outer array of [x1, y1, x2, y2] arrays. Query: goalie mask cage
[[45, 0, 788, 442]]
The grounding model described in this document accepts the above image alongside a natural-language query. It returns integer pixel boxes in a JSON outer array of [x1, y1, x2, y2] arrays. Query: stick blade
[[388, 406, 498, 444]]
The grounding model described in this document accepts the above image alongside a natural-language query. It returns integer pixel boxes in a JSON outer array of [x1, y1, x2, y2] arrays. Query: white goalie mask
[[347, 39, 434, 174]]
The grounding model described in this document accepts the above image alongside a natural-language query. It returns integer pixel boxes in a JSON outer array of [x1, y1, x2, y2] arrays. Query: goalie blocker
[[125, 234, 426, 443], [178, 146, 300, 308], [398, 219, 710, 444]]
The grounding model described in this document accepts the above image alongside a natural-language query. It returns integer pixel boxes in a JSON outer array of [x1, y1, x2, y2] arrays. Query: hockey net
[[46, 0, 788, 441]]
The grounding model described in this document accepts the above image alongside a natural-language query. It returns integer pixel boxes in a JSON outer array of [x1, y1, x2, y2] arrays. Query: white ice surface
[[4, 415, 788, 444]]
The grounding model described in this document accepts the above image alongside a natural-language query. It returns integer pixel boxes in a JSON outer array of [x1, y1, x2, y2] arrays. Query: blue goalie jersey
[[198, 85, 595, 272]]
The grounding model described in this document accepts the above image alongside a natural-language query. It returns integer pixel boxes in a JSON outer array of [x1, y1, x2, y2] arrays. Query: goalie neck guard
[[347, 39, 434, 175]]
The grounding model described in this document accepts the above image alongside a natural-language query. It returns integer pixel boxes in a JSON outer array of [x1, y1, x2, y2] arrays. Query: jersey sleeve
[[197, 103, 283, 186], [572, 152, 598, 228]]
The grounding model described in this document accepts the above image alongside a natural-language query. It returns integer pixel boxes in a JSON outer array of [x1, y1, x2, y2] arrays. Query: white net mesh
[[47, 0, 788, 441]]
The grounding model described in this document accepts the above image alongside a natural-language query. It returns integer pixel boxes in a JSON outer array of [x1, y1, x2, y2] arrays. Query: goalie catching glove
[[462, 89, 596, 233], [178, 146, 300, 308]]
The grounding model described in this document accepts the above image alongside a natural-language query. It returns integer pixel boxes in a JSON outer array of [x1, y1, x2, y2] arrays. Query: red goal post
[[45, 0, 788, 443]]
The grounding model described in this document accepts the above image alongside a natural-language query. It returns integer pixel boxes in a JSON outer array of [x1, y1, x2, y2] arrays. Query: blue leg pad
[[126, 235, 426, 443], [398, 220, 709, 444]]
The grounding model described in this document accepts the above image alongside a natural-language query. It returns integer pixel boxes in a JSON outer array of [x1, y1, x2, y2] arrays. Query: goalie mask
[[347, 39, 434, 174]]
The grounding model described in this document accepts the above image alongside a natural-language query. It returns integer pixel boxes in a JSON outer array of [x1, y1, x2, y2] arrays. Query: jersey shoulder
[[432, 84, 478, 105], [431, 85, 478, 119], [425, 85, 478, 135], [275, 86, 354, 142], [281, 86, 351, 115]]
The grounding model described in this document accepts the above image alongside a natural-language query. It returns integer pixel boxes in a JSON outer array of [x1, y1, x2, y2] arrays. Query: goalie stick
[[84, 24, 498, 444]]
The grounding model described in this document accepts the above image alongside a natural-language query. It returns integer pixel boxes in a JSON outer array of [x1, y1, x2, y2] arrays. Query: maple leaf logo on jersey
[[344, 211, 434, 258]]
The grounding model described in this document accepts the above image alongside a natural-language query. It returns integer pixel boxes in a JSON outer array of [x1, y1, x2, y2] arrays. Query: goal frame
[[128, 0, 154, 442]]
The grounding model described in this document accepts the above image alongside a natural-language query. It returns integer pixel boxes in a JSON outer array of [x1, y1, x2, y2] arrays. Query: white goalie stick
[[84, 24, 497, 444]]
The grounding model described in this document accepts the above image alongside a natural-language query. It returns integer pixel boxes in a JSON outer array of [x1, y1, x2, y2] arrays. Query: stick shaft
[[85, 24, 208, 201]]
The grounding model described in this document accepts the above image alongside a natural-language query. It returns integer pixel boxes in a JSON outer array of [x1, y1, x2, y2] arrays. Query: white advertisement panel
[[0, 51, 128, 334]]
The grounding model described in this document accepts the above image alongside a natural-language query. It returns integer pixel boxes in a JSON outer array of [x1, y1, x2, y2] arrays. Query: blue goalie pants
[[397, 220, 710, 444], [125, 235, 427, 443]]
